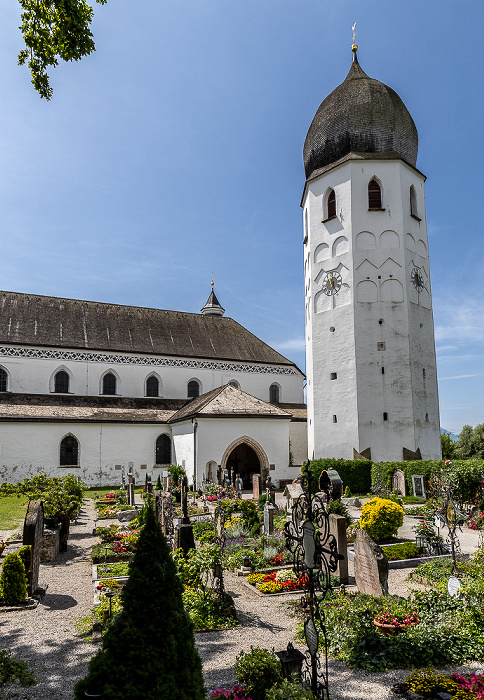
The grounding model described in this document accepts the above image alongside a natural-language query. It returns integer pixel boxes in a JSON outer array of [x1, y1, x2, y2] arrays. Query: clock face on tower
[[322, 270, 342, 296], [411, 266, 425, 292]]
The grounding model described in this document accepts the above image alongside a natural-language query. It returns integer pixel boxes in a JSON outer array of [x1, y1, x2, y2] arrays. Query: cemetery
[[0, 460, 482, 698]]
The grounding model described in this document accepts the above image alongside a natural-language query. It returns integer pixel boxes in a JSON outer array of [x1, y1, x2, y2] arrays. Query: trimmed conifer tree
[[75, 503, 206, 700], [0, 553, 28, 605], [155, 475, 162, 491]]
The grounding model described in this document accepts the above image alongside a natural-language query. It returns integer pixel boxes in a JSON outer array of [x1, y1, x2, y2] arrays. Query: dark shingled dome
[[303, 55, 418, 179]]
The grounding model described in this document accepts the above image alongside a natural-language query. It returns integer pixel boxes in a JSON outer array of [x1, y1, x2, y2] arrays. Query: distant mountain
[[441, 428, 459, 442]]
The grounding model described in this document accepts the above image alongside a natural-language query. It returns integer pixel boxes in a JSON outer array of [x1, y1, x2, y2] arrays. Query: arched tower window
[[368, 179, 382, 210], [54, 370, 70, 393], [146, 375, 159, 397], [155, 434, 172, 465], [0, 368, 8, 392], [188, 380, 200, 399], [269, 383, 280, 403], [410, 185, 418, 218], [60, 435, 79, 466], [327, 189, 336, 219], [102, 372, 117, 395]]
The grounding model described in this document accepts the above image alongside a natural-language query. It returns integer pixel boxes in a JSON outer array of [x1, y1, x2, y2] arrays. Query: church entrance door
[[226, 443, 260, 490]]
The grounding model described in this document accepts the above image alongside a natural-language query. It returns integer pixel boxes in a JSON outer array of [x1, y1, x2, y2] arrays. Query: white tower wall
[[304, 158, 441, 462]]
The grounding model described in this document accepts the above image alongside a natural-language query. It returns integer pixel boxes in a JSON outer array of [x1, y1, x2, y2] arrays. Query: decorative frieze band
[[0, 345, 298, 376]]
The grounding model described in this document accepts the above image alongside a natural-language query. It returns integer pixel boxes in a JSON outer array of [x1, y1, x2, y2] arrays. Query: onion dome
[[200, 283, 225, 316], [303, 49, 418, 180]]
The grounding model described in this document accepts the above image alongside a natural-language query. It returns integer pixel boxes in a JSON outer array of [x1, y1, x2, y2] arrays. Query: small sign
[[447, 576, 461, 597], [304, 618, 319, 657]]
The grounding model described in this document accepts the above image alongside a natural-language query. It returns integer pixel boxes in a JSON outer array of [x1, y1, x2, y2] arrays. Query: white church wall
[[0, 421, 173, 486], [0, 347, 304, 403], [288, 422, 307, 467]]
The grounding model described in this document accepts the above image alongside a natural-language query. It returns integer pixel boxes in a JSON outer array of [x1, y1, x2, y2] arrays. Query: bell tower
[[302, 44, 441, 462]]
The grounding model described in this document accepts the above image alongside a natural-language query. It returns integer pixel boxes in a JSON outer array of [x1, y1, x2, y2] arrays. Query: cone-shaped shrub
[[74, 503, 206, 699], [155, 475, 162, 491], [0, 553, 28, 605]]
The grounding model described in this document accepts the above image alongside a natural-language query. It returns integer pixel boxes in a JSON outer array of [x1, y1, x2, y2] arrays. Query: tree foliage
[[74, 502, 206, 699], [456, 424, 484, 460], [441, 431, 456, 460], [17, 0, 107, 100]]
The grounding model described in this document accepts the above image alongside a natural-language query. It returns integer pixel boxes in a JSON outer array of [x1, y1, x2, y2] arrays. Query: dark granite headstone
[[353, 530, 388, 596], [22, 500, 44, 596]]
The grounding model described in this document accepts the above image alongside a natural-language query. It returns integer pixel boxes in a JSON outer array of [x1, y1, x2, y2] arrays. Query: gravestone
[[392, 469, 407, 496], [160, 492, 173, 534], [41, 523, 60, 563], [252, 474, 262, 500], [162, 476, 169, 491], [22, 500, 44, 596], [263, 502, 274, 536], [145, 473, 153, 494], [329, 513, 348, 585], [283, 482, 304, 515], [353, 530, 388, 596], [176, 477, 195, 553], [412, 475, 426, 499], [117, 510, 137, 522], [127, 474, 135, 506]]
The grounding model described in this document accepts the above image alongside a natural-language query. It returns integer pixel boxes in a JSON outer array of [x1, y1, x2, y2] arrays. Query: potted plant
[[373, 611, 420, 635]]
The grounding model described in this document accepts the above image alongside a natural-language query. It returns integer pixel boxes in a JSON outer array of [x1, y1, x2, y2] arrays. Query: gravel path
[[1, 500, 98, 699], [0, 498, 482, 699]]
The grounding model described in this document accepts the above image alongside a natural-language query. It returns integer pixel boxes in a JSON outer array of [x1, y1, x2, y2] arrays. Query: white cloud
[[438, 373, 481, 381], [434, 294, 484, 344], [273, 337, 306, 352]]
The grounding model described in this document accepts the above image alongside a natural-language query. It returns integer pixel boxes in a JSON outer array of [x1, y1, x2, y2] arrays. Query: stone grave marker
[[127, 474, 135, 506], [176, 477, 195, 553], [263, 502, 274, 535], [392, 469, 407, 496], [22, 500, 44, 596], [329, 513, 348, 585], [252, 473, 262, 500], [283, 482, 304, 515], [353, 530, 389, 596], [412, 475, 426, 499]]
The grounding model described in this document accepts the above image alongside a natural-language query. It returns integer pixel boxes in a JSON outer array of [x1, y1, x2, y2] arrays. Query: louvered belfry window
[[368, 179, 382, 210], [327, 189, 336, 219]]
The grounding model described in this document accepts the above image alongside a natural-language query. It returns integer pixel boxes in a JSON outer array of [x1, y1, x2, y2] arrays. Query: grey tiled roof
[[0, 393, 185, 423], [169, 384, 293, 422], [303, 55, 418, 179], [0, 291, 297, 367]]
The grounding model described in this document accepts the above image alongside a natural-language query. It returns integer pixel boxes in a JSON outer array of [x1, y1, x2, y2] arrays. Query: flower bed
[[246, 569, 308, 594]]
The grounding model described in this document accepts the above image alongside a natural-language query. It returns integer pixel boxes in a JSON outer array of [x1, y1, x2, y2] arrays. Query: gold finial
[[351, 22, 358, 54], [211, 272, 214, 291]]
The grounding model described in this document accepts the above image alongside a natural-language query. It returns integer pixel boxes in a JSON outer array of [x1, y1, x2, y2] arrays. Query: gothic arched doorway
[[221, 436, 269, 490]]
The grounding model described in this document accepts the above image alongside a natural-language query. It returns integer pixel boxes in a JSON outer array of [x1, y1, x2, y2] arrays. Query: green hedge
[[305, 458, 372, 494], [371, 461, 443, 495]]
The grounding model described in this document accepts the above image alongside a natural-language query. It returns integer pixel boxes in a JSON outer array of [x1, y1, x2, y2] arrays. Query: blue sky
[[0, 1, 482, 436]]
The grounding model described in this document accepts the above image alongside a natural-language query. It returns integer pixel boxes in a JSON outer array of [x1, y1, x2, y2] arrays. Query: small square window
[[377, 342, 386, 351], [330, 372, 337, 380]]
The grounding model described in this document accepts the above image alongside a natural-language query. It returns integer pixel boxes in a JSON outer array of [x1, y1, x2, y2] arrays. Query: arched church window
[[146, 375, 159, 397], [54, 370, 70, 393], [0, 368, 8, 392], [60, 435, 79, 466], [368, 179, 382, 210], [228, 380, 240, 389], [410, 186, 419, 219], [102, 372, 117, 395], [269, 383, 280, 403], [327, 189, 336, 219], [155, 434, 171, 465], [188, 380, 200, 399]]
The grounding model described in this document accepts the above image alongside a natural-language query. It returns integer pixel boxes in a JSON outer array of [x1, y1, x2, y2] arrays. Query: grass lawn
[[0, 496, 29, 531], [83, 486, 143, 499]]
